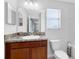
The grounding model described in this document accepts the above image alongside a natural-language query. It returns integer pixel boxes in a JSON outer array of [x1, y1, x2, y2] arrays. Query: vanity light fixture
[[24, 0, 30, 9], [34, 2, 39, 8], [24, 0, 39, 10], [25, 1, 28, 5], [29, 1, 34, 9]]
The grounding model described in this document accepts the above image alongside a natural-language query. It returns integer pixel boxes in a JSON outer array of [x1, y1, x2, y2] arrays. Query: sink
[[21, 35, 40, 40]]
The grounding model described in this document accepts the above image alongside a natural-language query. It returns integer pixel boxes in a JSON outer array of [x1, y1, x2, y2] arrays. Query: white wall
[[38, 0, 75, 58], [41, 10, 46, 32]]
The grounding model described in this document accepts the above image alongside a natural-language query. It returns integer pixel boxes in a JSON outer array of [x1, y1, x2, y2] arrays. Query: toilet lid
[[55, 50, 69, 59]]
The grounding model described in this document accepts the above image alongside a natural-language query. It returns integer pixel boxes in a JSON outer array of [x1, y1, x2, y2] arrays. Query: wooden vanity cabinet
[[10, 48, 30, 59], [31, 47, 47, 59], [5, 40, 47, 59]]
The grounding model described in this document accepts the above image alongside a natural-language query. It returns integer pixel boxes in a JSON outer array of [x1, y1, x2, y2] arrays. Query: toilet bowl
[[55, 50, 69, 59], [49, 40, 69, 59]]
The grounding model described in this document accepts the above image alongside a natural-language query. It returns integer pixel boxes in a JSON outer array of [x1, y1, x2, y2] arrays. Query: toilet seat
[[55, 50, 69, 59]]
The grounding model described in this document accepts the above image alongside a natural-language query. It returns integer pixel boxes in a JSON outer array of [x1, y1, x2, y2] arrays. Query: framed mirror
[[5, 2, 16, 25], [28, 16, 40, 33]]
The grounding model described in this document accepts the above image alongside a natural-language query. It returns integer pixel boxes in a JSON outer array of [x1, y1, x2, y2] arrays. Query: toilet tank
[[50, 40, 67, 51], [50, 40, 61, 50]]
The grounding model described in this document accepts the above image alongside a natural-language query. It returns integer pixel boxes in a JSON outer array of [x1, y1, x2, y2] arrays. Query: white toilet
[[50, 40, 69, 59]]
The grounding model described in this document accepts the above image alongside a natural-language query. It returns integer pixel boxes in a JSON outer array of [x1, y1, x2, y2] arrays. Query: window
[[46, 9, 61, 29]]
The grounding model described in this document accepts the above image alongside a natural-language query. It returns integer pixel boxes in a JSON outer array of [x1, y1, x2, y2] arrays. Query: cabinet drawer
[[7, 40, 47, 49], [29, 40, 47, 47]]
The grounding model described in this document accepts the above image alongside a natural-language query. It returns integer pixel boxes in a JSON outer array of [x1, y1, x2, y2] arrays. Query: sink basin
[[21, 35, 40, 40]]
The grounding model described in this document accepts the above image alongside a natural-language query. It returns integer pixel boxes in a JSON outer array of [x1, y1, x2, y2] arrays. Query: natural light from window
[[47, 9, 61, 29]]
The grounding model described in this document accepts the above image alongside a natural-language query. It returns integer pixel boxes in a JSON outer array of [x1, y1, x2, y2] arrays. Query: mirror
[[16, 3, 46, 35], [26, 10, 41, 33], [5, 0, 61, 35], [27, 16, 41, 33], [4, 1, 46, 35]]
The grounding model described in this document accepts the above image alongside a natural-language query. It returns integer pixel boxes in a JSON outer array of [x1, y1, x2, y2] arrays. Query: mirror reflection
[[27, 16, 41, 33], [4, 0, 61, 35], [5, 1, 46, 35]]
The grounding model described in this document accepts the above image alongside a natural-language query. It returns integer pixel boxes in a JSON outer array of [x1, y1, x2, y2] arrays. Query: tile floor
[[69, 57, 74, 59], [48, 56, 74, 59]]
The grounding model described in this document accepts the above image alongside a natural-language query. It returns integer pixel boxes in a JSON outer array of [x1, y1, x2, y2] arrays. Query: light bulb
[[24, 1, 30, 9], [34, 3, 39, 7], [34, 2, 39, 10], [29, 2, 33, 6], [29, 2, 34, 9], [25, 1, 28, 5]]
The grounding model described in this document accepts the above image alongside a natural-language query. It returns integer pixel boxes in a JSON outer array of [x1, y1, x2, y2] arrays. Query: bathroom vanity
[[5, 1, 47, 59], [5, 39, 47, 59]]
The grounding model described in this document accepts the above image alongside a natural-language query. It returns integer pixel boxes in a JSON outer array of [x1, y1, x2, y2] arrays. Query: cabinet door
[[10, 48, 29, 59], [31, 47, 47, 59]]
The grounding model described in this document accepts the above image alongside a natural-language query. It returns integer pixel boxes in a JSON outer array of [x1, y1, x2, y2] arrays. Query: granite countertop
[[5, 36, 48, 43]]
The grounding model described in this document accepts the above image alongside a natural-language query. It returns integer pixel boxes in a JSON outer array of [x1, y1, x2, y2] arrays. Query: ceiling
[[18, 0, 75, 5], [56, 0, 75, 3]]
